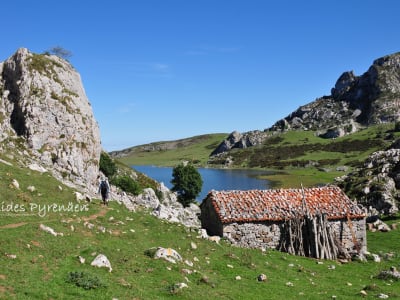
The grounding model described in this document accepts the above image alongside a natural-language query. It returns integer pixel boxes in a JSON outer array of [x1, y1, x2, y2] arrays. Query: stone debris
[[377, 266, 400, 280], [286, 281, 294, 287], [174, 282, 188, 290], [190, 242, 197, 250], [39, 224, 63, 236], [368, 219, 391, 232], [10, 179, 20, 189], [197, 229, 209, 239], [184, 260, 194, 267], [208, 236, 221, 244], [78, 256, 85, 264], [91, 254, 112, 272], [153, 247, 182, 264], [235, 276, 241, 280], [28, 163, 47, 173], [257, 274, 268, 282], [27, 185, 36, 192]]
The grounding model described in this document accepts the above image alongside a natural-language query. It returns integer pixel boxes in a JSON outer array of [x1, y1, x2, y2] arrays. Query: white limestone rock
[[91, 254, 112, 272]]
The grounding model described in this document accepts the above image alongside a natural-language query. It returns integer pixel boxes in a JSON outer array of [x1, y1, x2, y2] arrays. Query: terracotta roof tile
[[205, 186, 365, 224]]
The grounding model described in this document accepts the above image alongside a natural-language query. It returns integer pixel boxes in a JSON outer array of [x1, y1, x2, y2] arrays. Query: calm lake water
[[133, 165, 272, 202]]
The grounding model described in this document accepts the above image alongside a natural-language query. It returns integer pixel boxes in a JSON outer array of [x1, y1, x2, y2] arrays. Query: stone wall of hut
[[222, 218, 367, 253]]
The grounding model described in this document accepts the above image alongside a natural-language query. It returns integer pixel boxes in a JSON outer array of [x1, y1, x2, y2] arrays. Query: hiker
[[98, 177, 110, 205]]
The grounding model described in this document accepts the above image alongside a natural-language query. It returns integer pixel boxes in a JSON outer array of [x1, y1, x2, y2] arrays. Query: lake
[[133, 165, 273, 202]]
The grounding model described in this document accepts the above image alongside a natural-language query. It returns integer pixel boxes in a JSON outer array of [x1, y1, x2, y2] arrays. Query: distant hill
[[109, 133, 228, 166]]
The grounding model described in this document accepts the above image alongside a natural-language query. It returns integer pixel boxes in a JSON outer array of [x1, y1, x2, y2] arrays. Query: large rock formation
[[212, 51, 400, 155], [0, 48, 101, 189], [336, 139, 400, 215], [0, 48, 201, 228]]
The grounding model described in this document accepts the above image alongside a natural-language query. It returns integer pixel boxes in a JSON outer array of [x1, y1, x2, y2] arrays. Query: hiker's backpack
[[100, 180, 108, 194]]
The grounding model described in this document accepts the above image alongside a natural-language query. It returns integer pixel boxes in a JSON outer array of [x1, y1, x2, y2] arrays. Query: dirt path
[[0, 206, 109, 229], [82, 207, 108, 221], [0, 222, 28, 229]]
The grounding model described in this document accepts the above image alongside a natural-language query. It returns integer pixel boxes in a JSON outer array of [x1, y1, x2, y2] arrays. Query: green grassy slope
[[1, 157, 400, 299], [113, 133, 228, 167]]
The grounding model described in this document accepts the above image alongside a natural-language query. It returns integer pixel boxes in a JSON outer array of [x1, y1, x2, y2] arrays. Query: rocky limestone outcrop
[[212, 51, 400, 155], [211, 130, 269, 156], [336, 139, 400, 215], [113, 182, 201, 228], [0, 48, 101, 190]]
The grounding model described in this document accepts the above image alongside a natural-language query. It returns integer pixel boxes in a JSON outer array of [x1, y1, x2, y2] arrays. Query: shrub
[[99, 152, 117, 177], [66, 271, 105, 290], [111, 175, 142, 196]]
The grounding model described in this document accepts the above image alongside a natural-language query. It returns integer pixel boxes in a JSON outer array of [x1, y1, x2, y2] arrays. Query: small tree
[[47, 46, 72, 60], [99, 152, 117, 178], [171, 163, 203, 207]]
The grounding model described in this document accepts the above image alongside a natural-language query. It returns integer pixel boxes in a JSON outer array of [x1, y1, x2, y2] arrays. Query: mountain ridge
[[211, 51, 400, 155]]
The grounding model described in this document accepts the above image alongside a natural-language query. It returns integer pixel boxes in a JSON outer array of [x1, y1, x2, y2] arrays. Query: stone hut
[[200, 186, 367, 257]]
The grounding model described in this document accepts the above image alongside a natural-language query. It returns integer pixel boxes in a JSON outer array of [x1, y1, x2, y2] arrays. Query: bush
[[111, 175, 142, 196], [99, 152, 117, 177], [66, 271, 105, 290]]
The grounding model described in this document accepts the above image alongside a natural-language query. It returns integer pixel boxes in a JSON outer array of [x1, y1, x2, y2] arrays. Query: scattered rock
[[91, 254, 112, 272], [174, 282, 188, 290], [378, 294, 389, 299], [200, 276, 209, 284], [10, 179, 19, 189], [152, 247, 182, 264], [197, 229, 208, 239], [257, 274, 268, 282], [286, 282, 294, 287], [360, 290, 368, 296], [191, 242, 197, 250], [184, 260, 194, 267], [5, 253, 17, 259], [27, 185, 36, 192], [28, 163, 47, 173], [0, 158, 12, 166], [328, 265, 336, 270], [235, 276, 241, 280], [39, 224, 63, 236], [372, 254, 381, 263], [208, 236, 221, 244], [377, 267, 400, 280], [78, 256, 85, 264], [74, 192, 85, 202]]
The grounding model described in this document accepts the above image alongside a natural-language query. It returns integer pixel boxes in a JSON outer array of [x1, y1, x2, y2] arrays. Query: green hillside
[[1, 156, 399, 299], [113, 133, 228, 167]]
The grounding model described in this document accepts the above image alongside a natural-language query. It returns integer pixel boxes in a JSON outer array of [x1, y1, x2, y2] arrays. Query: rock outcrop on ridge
[[0, 48, 101, 190], [212, 51, 400, 155]]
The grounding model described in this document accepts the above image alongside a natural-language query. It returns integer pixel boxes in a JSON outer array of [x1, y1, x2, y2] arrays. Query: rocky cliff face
[[212, 51, 400, 155], [0, 48, 102, 190], [0, 48, 201, 228]]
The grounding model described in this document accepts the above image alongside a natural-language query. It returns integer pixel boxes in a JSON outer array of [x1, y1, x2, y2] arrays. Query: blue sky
[[1, 1, 400, 151]]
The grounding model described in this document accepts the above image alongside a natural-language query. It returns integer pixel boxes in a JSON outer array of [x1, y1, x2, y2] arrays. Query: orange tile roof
[[205, 186, 365, 224]]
